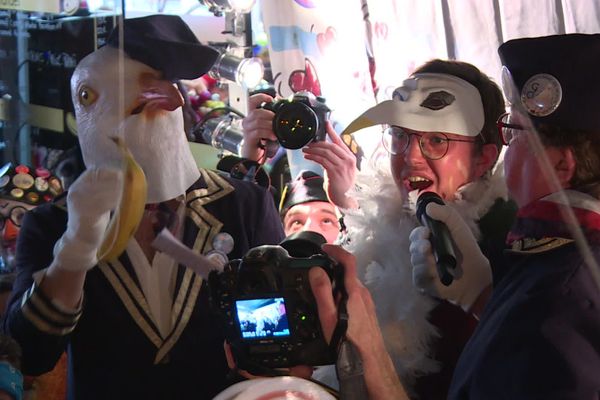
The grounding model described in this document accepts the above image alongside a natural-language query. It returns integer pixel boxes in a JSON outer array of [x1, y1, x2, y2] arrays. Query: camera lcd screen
[[235, 298, 291, 340]]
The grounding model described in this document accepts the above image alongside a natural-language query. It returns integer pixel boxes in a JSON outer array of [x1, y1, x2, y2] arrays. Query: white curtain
[[260, 0, 600, 174]]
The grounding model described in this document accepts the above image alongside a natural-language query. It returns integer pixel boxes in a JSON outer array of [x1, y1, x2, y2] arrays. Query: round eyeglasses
[[496, 112, 525, 145], [382, 126, 480, 160], [0, 205, 27, 232]]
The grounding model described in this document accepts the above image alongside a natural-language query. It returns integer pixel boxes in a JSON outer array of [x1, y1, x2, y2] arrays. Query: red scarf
[[506, 190, 600, 246]]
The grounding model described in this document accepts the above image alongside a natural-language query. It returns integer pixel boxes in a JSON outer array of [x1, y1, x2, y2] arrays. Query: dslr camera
[[208, 232, 338, 372], [260, 91, 331, 150]]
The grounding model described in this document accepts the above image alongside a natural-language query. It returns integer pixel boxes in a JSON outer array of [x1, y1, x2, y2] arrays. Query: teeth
[[408, 176, 429, 182]]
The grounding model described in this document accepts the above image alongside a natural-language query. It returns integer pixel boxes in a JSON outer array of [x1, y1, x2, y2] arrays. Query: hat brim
[[107, 15, 220, 81], [117, 38, 219, 81]]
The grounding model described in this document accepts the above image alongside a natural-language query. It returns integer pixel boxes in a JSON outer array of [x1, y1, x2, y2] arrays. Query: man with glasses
[[310, 60, 515, 399]]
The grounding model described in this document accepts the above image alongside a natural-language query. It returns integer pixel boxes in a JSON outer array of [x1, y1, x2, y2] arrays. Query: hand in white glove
[[51, 168, 122, 271], [409, 202, 492, 311]]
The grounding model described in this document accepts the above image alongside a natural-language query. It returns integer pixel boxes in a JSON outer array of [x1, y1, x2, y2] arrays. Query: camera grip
[[258, 101, 276, 112]]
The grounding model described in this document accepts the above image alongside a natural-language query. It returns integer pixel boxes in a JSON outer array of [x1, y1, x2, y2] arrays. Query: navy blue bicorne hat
[[498, 33, 600, 132], [279, 171, 329, 216], [107, 14, 219, 81]]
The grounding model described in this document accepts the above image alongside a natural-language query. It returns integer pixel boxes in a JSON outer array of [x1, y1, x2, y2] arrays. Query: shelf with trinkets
[[0, 163, 64, 273]]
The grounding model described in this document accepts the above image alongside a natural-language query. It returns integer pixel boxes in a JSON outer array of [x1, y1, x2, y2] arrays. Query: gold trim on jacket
[[98, 169, 234, 364]]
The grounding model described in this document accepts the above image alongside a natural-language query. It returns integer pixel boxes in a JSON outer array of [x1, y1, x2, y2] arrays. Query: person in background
[[0, 275, 14, 319], [0, 335, 23, 400], [2, 15, 284, 400], [409, 33, 600, 399], [0, 165, 66, 400], [279, 170, 342, 244], [309, 59, 513, 398]]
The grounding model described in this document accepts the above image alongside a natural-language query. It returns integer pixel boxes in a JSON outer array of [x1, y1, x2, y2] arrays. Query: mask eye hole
[[78, 86, 98, 106]]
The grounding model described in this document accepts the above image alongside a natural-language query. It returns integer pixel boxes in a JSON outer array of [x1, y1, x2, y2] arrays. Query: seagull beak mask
[[342, 73, 485, 138]]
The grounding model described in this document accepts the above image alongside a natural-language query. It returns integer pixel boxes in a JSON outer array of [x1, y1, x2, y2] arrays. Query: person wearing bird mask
[[2, 15, 284, 400], [408, 33, 600, 399], [310, 60, 516, 398]]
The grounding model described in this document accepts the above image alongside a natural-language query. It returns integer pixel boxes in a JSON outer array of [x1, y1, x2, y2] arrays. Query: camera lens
[[273, 102, 319, 149]]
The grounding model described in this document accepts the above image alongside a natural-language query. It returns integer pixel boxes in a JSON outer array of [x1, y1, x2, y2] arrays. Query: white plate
[[213, 378, 270, 400], [231, 376, 335, 400]]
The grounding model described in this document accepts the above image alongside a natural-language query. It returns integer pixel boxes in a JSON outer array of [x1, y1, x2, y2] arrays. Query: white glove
[[408, 202, 492, 311], [51, 168, 122, 271]]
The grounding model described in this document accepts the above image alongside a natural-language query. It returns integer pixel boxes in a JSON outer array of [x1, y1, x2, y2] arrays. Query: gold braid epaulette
[[508, 237, 574, 254]]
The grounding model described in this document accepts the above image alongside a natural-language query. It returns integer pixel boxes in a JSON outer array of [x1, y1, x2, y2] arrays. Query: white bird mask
[[70, 45, 199, 204]]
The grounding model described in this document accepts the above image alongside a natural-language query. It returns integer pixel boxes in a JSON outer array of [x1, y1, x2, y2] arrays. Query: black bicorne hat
[[498, 33, 600, 132], [107, 14, 219, 81], [279, 170, 329, 216]]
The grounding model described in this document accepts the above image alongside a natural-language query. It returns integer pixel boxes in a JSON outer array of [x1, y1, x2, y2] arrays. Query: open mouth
[[130, 92, 183, 116], [406, 176, 433, 191]]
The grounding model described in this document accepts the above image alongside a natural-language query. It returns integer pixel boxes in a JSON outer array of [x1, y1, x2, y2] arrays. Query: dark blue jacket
[[449, 240, 600, 399], [2, 169, 285, 400]]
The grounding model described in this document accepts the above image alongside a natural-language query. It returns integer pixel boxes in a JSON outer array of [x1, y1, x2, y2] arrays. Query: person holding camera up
[[242, 92, 359, 209], [2, 15, 284, 400], [242, 91, 357, 246]]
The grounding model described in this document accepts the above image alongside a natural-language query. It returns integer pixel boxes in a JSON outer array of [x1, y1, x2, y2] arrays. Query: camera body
[[261, 91, 331, 150], [208, 232, 337, 371]]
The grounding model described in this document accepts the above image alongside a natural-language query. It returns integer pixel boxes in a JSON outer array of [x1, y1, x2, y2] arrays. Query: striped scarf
[[507, 190, 600, 246]]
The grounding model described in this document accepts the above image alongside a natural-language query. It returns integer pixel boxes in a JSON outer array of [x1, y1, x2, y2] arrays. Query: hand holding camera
[[201, 91, 330, 163], [310, 245, 407, 399], [209, 236, 406, 397], [257, 91, 331, 150], [302, 122, 359, 210], [208, 231, 339, 374], [241, 93, 280, 161]]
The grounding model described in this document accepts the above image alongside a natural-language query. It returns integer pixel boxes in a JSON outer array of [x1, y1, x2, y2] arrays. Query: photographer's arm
[[241, 93, 278, 162], [302, 123, 359, 210], [310, 244, 408, 400]]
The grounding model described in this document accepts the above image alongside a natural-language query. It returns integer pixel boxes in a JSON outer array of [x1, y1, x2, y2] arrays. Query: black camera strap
[[329, 296, 348, 356], [330, 276, 368, 399], [329, 262, 349, 356]]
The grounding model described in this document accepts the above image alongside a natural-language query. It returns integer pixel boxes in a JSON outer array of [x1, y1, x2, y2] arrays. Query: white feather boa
[[313, 160, 508, 390]]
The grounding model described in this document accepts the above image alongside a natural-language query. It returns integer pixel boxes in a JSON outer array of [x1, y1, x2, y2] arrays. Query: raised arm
[[310, 244, 408, 400], [302, 123, 359, 210]]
